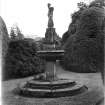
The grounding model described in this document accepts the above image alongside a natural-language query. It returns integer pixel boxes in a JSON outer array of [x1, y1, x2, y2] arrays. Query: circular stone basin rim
[[21, 83, 84, 92], [18, 79, 88, 97], [29, 79, 75, 85]]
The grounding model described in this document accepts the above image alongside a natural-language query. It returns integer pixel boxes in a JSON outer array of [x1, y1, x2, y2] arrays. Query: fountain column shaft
[[45, 61, 56, 81]]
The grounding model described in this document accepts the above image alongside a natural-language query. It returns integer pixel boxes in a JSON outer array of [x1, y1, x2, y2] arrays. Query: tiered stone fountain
[[19, 3, 88, 97]]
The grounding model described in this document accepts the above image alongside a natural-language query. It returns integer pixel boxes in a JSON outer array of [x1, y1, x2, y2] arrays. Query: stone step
[[19, 83, 88, 98], [24, 79, 76, 89], [24, 81, 76, 89], [22, 83, 83, 92]]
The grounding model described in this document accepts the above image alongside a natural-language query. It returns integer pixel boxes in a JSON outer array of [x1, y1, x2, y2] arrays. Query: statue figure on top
[[47, 3, 54, 28], [44, 3, 61, 50]]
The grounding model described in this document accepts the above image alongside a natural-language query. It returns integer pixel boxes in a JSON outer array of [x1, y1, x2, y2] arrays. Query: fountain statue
[[44, 3, 60, 48], [48, 3, 54, 28], [18, 3, 88, 97]]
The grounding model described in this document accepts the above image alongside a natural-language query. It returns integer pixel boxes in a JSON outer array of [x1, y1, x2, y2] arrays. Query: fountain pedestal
[[45, 62, 56, 81], [45, 28, 57, 44], [37, 50, 64, 81]]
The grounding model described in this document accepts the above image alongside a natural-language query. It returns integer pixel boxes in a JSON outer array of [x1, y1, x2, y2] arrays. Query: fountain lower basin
[[19, 79, 87, 98]]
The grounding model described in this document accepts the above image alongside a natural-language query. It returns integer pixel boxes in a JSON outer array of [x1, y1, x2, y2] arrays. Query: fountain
[[19, 3, 88, 97]]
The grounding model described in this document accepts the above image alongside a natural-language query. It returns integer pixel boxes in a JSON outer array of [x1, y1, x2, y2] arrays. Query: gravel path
[[2, 63, 104, 105]]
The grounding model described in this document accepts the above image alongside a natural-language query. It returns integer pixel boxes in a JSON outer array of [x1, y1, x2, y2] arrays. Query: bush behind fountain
[[3, 38, 46, 80], [62, 4, 105, 73]]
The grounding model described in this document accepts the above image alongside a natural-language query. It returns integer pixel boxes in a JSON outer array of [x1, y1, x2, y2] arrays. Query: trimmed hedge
[[3, 39, 46, 80]]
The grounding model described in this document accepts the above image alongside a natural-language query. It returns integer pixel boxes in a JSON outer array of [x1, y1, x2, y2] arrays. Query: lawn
[[2, 62, 104, 105]]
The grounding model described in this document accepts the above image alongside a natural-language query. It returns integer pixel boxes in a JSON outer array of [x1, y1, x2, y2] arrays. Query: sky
[[1, 0, 93, 38]]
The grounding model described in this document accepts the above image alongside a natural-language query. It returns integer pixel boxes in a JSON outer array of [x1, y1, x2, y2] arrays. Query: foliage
[[89, 0, 105, 8], [35, 40, 44, 51], [0, 16, 9, 71], [10, 25, 24, 40], [61, 10, 81, 47], [61, 31, 70, 46], [62, 5, 105, 73], [62, 4, 83, 47], [16, 26, 24, 40], [10, 27, 16, 39], [3, 39, 46, 80], [77, 2, 88, 10]]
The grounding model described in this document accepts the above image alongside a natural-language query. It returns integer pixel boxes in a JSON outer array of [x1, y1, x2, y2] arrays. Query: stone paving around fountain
[[2, 62, 104, 105]]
